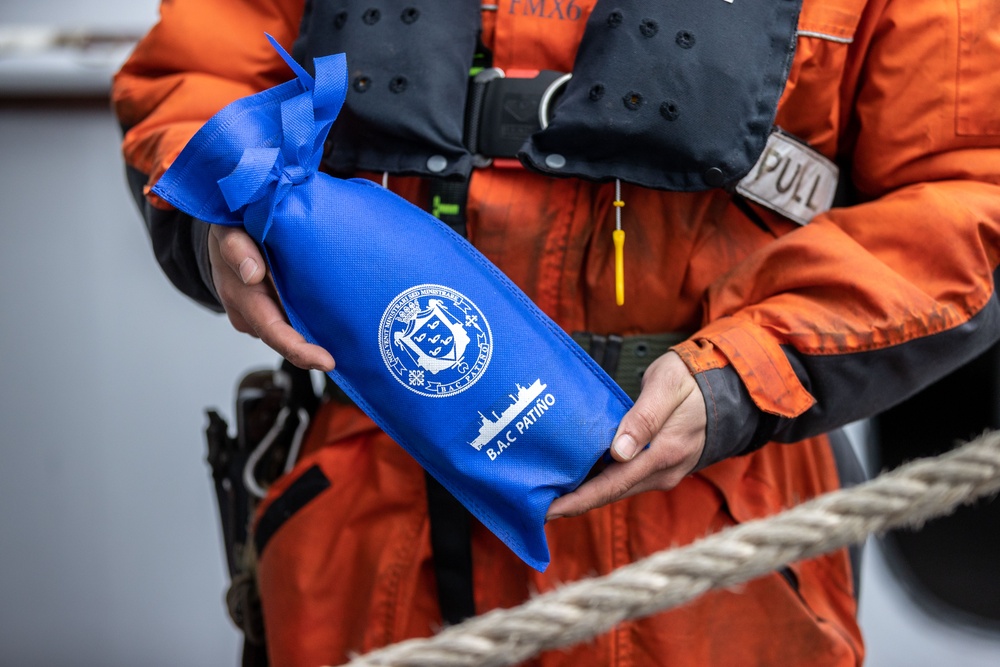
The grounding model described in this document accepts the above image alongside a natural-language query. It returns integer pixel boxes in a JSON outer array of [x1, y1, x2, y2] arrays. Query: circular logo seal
[[379, 284, 493, 397]]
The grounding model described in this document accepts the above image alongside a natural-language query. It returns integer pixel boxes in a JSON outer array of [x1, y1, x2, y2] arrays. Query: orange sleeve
[[675, 0, 1000, 446], [112, 0, 306, 207]]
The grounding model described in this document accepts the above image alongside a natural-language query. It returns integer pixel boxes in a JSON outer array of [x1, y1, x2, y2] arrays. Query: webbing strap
[[424, 61, 478, 613], [424, 471, 477, 624], [571, 331, 688, 401], [241, 641, 268, 667], [282, 359, 320, 417]]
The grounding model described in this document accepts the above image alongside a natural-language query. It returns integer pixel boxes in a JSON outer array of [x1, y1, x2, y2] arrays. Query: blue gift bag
[[153, 36, 632, 571]]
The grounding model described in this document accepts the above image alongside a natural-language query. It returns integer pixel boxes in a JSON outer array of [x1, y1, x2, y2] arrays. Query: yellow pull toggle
[[613, 228, 625, 306]]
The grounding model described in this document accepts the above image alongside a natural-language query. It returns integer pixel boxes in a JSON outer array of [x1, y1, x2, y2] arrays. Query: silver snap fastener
[[426, 155, 448, 172], [545, 154, 567, 169]]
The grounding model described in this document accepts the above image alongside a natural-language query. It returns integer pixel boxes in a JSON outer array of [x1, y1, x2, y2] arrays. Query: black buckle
[[466, 68, 570, 166]]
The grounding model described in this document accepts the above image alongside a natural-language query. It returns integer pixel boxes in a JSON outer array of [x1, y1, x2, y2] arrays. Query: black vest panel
[[520, 0, 801, 191], [293, 0, 800, 191], [293, 0, 481, 179]]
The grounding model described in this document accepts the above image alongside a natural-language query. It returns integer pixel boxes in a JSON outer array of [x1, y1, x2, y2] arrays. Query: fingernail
[[238, 258, 259, 284], [545, 513, 564, 523], [613, 433, 638, 461]]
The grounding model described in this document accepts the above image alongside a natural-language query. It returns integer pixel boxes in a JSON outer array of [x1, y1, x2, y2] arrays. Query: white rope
[[344, 430, 1000, 667]]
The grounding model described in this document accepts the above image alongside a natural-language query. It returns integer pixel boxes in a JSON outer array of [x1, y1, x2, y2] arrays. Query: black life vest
[[292, 0, 802, 191]]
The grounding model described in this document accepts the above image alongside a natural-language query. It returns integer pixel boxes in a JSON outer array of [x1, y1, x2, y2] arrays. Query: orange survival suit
[[113, 0, 1000, 665]]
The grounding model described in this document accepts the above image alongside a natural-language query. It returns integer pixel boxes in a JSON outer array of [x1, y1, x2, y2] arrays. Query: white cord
[[243, 406, 311, 499]]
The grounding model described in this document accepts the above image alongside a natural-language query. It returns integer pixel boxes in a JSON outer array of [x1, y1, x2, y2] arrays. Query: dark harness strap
[[424, 61, 481, 617], [424, 472, 478, 624]]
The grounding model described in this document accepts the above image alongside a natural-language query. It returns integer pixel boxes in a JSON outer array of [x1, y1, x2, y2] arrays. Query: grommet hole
[[676, 30, 695, 48], [623, 91, 644, 110], [353, 76, 371, 92], [659, 101, 680, 121], [389, 76, 408, 93]]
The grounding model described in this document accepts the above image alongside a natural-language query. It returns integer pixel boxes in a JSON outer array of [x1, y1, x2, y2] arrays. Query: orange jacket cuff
[[674, 318, 816, 418]]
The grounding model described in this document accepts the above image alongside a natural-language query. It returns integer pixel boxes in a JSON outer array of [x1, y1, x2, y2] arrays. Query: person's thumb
[[608, 352, 691, 463], [212, 225, 265, 285], [609, 399, 662, 463]]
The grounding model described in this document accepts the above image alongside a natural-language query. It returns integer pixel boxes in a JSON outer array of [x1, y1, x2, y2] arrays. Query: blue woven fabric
[[153, 36, 632, 571]]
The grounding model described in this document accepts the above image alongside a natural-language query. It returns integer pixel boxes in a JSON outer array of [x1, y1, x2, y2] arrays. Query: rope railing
[[343, 429, 1000, 667]]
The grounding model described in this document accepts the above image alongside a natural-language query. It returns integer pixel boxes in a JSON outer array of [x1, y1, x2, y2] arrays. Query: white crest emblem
[[379, 284, 492, 397]]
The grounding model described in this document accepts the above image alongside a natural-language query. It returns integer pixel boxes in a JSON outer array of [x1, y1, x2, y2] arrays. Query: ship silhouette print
[[470, 379, 548, 451]]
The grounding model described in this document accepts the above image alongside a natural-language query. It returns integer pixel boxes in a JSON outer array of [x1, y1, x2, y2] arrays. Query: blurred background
[[1, 1, 997, 665]]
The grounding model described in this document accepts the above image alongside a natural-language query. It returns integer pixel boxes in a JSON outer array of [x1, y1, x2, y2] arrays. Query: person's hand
[[546, 351, 706, 520], [208, 224, 335, 371]]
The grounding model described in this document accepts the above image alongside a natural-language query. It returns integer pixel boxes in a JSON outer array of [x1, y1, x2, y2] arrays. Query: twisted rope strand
[[345, 430, 1000, 667]]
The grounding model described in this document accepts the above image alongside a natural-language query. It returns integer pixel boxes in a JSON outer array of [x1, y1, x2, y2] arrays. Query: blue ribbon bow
[[214, 34, 346, 243]]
